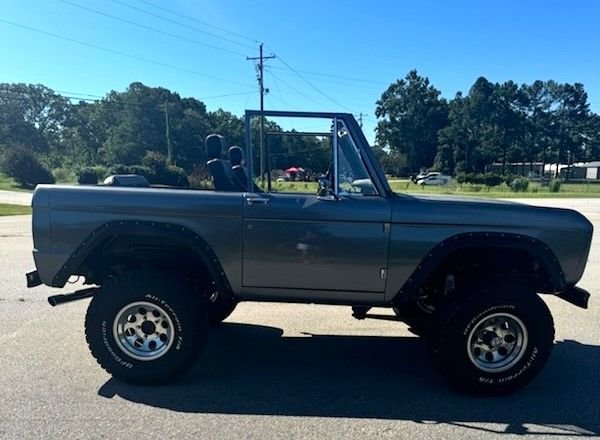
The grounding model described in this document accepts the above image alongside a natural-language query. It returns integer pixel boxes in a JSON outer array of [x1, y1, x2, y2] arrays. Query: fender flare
[[392, 232, 566, 303], [52, 220, 233, 301]]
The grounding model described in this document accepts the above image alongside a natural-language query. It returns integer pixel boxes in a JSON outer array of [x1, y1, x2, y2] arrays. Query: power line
[[0, 19, 254, 88], [57, 0, 247, 57], [268, 71, 291, 108], [269, 52, 356, 113], [267, 68, 383, 90], [0, 84, 104, 99], [109, 0, 256, 50], [268, 65, 388, 86], [1, 85, 256, 107], [267, 70, 328, 108], [133, 0, 260, 44]]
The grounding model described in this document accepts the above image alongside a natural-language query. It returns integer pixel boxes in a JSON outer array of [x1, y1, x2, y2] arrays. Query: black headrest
[[228, 146, 244, 166], [206, 134, 225, 160]]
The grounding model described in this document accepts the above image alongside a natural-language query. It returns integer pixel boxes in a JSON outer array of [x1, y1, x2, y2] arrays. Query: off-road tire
[[427, 283, 554, 395], [85, 270, 208, 384]]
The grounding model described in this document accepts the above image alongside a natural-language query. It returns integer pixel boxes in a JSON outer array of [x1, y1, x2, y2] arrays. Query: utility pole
[[357, 113, 364, 128], [247, 43, 275, 183], [164, 98, 173, 164]]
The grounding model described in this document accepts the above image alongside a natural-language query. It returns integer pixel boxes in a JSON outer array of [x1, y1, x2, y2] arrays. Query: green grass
[[266, 180, 600, 198], [0, 203, 31, 216], [0, 173, 32, 192]]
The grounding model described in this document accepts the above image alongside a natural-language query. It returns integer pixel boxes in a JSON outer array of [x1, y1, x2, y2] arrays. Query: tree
[[372, 144, 407, 176], [0, 83, 71, 153], [375, 70, 448, 173], [0, 146, 55, 187]]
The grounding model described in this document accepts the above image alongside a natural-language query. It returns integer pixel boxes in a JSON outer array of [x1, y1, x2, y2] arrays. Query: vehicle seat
[[206, 134, 235, 191], [228, 146, 261, 192]]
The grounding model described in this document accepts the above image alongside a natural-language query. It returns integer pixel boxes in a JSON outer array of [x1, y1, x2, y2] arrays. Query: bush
[[108, 164, 131, 175], [128, 165, 156, 182], [510, 177, 530, 192], [107, 163, 188, 187], [504, 174, 516, 186], [455, 172, 467, 184], [77, 167, 99, 184], [157, 165, 189, 187], [52, 167, 76, 183], [0, 147, 55, 187], [481, 173, 503, 187], [188, 166, 212, 189], [549, 179, 562, 193], [141, 151, 168, 171], [456, 172, 504, 186]]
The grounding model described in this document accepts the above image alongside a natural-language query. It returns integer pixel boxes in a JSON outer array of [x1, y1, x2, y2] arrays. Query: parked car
[[26, 110, 593, 395], [417, 174, 451, 185]]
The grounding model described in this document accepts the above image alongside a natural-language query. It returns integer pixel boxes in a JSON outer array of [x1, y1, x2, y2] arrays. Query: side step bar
[[48, 287, 99, 307]]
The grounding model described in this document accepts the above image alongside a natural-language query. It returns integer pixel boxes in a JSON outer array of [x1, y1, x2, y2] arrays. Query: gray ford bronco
[[26, 110, 593, 394]]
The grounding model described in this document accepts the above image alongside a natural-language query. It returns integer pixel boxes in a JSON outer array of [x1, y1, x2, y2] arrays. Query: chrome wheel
[[467, 312, 528, 372], [113, 301, 175, 361]]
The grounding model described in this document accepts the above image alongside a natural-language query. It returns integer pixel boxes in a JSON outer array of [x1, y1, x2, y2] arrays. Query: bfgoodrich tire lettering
[[85, 271, 208, 384], [427, 283, 554, 395]]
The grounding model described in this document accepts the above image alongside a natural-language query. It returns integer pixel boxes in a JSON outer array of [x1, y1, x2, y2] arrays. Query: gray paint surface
[[30, 183, 592, 305]]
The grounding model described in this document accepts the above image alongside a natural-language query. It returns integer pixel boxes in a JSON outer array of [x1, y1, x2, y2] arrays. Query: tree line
[[0, 82, 330, 186], [1, 73, 599, 187], [375, 70, 600, 177]]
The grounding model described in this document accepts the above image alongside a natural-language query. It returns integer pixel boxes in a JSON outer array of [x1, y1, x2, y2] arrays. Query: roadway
[[0, 199, 598, 439]]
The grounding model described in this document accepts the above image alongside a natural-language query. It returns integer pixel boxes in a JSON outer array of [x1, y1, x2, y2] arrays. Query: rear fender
[[52, 220, 233, 301]]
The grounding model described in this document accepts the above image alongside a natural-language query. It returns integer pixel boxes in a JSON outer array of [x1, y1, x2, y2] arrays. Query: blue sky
[[1, 0, 599, 142]]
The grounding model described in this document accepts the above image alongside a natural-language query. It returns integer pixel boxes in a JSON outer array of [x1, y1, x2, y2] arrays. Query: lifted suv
[[27, 110, 593, 394]]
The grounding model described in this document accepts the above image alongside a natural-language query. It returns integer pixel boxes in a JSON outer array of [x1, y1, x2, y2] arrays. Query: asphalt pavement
[[0, 189, 32, 206], [0, 199, 598, 439]]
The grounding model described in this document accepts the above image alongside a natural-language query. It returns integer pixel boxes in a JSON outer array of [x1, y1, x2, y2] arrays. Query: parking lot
[[0, 198, 598, 439]]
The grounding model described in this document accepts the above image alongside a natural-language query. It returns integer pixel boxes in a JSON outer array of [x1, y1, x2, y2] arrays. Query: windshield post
[[244, 111, 254, 193], [333, 117, 339, 197]]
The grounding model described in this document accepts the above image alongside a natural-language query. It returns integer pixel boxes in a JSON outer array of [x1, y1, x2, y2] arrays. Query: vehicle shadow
[[99, 322, 600, 436]]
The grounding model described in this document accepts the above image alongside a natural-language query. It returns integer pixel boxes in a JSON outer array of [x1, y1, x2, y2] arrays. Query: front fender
[[389, 232, 566, 304]]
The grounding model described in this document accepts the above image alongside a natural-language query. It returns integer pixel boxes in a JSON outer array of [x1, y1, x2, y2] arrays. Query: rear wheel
[[85, 270, 208, 384], [427, 282, 554, 395]]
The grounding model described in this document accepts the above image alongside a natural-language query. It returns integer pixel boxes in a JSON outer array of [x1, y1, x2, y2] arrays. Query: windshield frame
[[244, 110, 393, 197]]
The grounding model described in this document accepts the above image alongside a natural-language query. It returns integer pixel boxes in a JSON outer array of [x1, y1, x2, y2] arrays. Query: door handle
[[245, 195, 270, 206]]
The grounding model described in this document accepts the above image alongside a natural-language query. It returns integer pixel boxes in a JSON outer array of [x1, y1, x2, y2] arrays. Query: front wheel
[[85, 270, 208, 384], [427, 283, 554, 395]]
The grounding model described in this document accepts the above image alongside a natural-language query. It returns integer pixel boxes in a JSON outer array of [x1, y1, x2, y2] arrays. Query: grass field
[[0, 204, 31, 216], [0, 174, 31, 192], [2, 171, 599, 198], [267, 180, 600, 198]]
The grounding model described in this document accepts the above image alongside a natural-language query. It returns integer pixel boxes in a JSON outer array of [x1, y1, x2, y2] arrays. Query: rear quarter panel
[[33, 185, 243, 291]]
